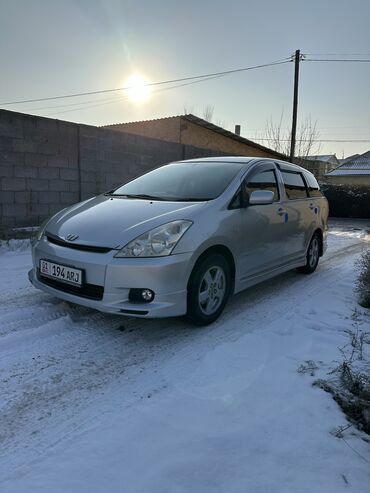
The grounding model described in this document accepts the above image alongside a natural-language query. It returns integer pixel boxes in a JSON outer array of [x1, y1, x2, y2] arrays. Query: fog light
[[141, 289, 153, 302], [129, 288, 155, 303]]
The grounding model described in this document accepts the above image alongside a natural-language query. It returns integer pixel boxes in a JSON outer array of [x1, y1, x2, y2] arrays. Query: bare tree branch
[[183, 104, 217, 124], [263, 114, 321, 160], [202, 104, 214, 123]]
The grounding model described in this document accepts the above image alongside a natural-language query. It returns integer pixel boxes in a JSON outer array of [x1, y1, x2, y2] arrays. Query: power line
[[0, 58, 291, 107], [316, 125, 370, 129], [304, 53, 370, 56], [44, 73, 230, 117], [252, 138, 370, 143], [304, 58, 370, 62], [248, 126, 370, 132], [45, 94, 130, 117], [2, 51, 368, 140], [25, 93, 129, 112]]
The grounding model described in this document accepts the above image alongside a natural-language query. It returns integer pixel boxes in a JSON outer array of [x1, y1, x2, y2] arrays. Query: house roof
[[181, 114, 287, 158], [106, 114, 287, 160], [338, 154, 360, 165], [326, 150, 370, 176], [304, 154, 339, 163], [306, 155, 334, 161]]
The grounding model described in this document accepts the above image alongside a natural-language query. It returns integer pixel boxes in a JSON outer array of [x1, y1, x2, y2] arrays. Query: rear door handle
[[277, 208, 287, 216], [309, 203, 315, 210]]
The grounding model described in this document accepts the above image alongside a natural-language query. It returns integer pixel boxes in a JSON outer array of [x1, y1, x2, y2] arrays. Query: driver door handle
[[277, 207, 287, 216]]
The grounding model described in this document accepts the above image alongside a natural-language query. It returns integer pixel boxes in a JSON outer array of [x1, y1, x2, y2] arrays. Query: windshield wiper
[[110, 193, 169, 201], [105, 192, 211, 202], [172, 197, 212, 202]]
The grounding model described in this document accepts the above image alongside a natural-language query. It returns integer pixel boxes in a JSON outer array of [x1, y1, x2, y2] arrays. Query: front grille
[[37, 270, 104, 300], [46, 234, 112, 254]]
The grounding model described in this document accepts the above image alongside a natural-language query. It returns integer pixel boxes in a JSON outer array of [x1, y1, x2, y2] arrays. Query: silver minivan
[[29, 157, 328, 325]]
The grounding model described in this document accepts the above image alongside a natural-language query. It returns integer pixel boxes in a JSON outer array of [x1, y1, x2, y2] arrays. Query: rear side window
[[244, 170, 279, 201], [304, 173, 322, 198], [281, 171, 308, 200]]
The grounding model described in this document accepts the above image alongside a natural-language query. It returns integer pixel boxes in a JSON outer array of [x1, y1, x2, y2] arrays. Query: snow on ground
[[0, 219, 370, 493]]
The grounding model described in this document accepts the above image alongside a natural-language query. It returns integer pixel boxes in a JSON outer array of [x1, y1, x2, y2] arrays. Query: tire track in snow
[[0, 306, 71, 339], [0, 300, 191, 477], [0, 233, 368, 479]]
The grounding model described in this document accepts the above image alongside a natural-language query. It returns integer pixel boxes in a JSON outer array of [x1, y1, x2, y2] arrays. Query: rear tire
[[187, 254, 231, 326], [298, 232, 321, 274]]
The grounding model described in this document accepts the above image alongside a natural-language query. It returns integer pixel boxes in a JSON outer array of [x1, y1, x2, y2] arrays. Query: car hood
[[46, 195, 205, 249]]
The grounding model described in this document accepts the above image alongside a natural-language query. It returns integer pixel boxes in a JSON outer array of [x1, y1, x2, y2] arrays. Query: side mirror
[[248, 190, 274, 205]]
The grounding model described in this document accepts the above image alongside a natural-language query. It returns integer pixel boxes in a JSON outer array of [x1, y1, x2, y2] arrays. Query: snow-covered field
[[1, 219, 370, 493]]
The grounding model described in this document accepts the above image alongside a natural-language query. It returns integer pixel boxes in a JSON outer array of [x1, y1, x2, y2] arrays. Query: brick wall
[[107, 116, 286, 160], [179, 119, 278, 158], [0, 110, 225, 233], [108, 117, 181, 144]]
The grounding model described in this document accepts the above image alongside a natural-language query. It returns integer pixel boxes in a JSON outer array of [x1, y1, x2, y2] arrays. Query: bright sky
[[1, 0, 369, 158]]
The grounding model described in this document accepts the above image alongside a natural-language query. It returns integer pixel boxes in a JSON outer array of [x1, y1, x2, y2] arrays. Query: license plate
[[40, 260, 82, 286]]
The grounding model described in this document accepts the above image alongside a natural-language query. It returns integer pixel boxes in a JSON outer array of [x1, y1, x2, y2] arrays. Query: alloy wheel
[[308, 237, 319, 268], [198, 266, 226, 315]]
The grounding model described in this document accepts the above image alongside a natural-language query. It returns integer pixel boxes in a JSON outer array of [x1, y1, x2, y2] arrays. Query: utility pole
[[289, 49, 301, 162]]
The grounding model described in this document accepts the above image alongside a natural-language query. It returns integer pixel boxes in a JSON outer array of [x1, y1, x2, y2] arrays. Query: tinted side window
[[281, 171, 308, 200], [304, 173, 322, 198], [244, 170, 279, 201]]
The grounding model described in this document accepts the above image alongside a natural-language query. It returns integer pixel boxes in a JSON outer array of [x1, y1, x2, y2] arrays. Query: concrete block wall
[[0, 111, 80, 232], [0, 110, 225, 233]]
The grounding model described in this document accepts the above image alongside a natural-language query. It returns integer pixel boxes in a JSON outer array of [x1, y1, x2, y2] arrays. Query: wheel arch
[[187, 244, 236, 290]]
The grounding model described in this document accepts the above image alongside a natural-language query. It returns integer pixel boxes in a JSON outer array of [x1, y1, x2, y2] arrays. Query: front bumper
[[29, 237, 194, 318]]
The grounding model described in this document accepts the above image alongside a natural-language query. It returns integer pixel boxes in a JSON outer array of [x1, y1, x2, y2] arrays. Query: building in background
[[296, 154, 339, 181], [105, 114, 287, 161], [325, 150, 370, 186], [338, 154, 360, 165]]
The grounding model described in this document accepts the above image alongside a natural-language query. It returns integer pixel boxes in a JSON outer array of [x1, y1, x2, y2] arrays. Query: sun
[[126, 74, 151, 103]]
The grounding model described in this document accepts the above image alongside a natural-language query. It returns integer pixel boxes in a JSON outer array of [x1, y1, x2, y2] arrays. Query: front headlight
[[115, 220, 192, 258]]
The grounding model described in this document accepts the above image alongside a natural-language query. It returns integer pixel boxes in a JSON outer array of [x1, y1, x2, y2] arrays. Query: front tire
[[187, 254, 231, 326], [298, 232, 321, 274]]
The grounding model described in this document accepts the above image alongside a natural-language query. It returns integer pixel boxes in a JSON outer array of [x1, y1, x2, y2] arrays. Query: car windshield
[[111, 162, 244, 201]]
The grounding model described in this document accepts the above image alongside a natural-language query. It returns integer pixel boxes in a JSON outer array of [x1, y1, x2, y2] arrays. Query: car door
[[303, 171, 326, 236], [277, 168, 312, 260], [238, 164, 289, 281]]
